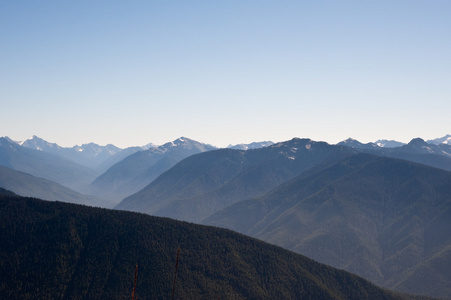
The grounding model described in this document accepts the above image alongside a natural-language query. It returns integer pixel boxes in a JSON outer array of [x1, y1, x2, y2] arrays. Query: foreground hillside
[[0, 193, 421, 299], [205, 154, 451, 299]]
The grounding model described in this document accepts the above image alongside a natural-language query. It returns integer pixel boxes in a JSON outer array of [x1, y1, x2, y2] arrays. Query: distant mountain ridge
[[116, 135, 451, 223], [0, 166, 97, 205], [375, 139, 406, 148], [2, 133, 451, 207], [116, 138, 357, 222], [337, 137, 451, 171], [227, 141, 274, 150], [338, 134, 451, 148], [337, 138, 380, 150], [427, 134, 451, 145], [20, 135, 138, 172], [0, 137, 98, 191], [88, 137, 217, 204]]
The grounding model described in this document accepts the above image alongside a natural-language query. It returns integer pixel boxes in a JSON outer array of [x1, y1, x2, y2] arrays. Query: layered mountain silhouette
[[427, 134, 451, 145], [116, 138, 357, 222], [375, 139, 406, 148], [344, 138, 451, 171], [204, 154, 451, 299], [88, 137, 217, 203], [2, 134, 451, 298], [20, 135, 142, 172], [0, 166, 97, 205], [0, 137, 98, 190], [338, 138, 380, 150], [227, 141, 274, 150], [0, 193, 423, 299]]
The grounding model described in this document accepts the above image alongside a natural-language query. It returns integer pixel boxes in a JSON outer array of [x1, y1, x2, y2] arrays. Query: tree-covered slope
[[0, 194, 421, 300], [204, 154, 451, 298]]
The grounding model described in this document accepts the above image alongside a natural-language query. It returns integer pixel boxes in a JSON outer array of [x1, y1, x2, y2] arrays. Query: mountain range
[[87, 137, 217, 204], [227, 141, 274, 150], [0, 192, 425, 299], [2, 133, 451, 298], [116, 138, 357, 222], [0, 166, 97, 205], [19, 135, 152, 173], [427, 134, 451, 145], [203, 154, 451, 298], [113, 137, 451, 298], [116, 137, 451, 222], [0, 137, 99, 191], [340, 138, 451, 171]]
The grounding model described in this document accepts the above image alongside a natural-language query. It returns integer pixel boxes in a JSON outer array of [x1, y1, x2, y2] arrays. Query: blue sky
[[1, 1, 450, 148]]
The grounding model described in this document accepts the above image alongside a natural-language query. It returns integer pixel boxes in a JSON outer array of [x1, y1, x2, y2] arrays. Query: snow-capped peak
[[375, 139, 405, 148], [20, 135, 62, 152], [427, 134, 451, 145]]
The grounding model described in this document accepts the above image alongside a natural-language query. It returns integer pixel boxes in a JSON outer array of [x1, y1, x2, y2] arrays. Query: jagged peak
[[1, 136, 19, 144]]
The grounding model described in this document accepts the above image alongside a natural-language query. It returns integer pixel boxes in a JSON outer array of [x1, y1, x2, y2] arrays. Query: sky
[[1, 1, 450, 148]]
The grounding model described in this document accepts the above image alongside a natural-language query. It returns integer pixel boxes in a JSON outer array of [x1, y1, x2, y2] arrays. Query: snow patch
[[422, 146, 433, 153]]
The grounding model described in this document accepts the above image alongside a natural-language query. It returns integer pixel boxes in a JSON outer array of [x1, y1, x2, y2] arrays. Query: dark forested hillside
[[0, 187, 15, 196], [0, 194, 423, 300], [204, 154, 451, 299]]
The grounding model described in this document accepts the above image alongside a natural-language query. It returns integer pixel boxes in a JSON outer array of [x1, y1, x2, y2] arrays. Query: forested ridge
[[0, 193, 427, 299]]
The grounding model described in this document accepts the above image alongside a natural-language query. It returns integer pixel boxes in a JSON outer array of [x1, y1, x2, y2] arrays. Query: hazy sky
[[1, 1, 450, 148]]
